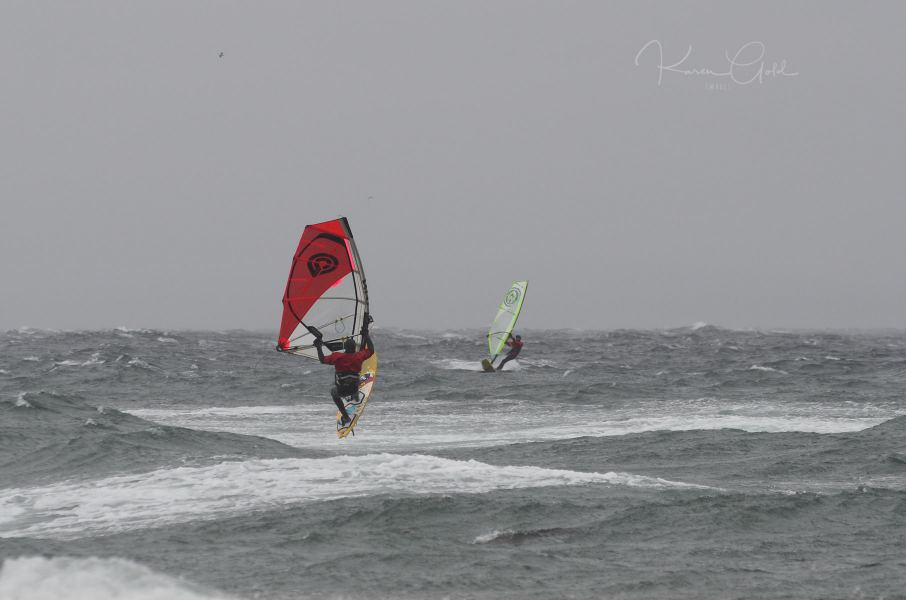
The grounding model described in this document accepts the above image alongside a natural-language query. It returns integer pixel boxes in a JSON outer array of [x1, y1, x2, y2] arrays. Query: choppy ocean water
[[1, 326, 905, 599]]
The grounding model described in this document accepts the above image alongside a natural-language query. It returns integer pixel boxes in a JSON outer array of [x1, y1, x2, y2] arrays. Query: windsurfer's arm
[[314, 337, 327, 363]]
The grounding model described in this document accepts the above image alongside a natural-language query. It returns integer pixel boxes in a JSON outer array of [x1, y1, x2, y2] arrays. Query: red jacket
[[507, 338, 524, 351], [323, 348, 374, 372]]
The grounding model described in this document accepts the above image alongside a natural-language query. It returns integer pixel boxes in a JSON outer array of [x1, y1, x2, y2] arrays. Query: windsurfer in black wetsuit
[[314, 315, 374, 425], [497, 333, 523, 371]]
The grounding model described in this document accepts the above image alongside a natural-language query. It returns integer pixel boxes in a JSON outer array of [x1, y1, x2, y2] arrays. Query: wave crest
[[0, 556, 232, 600]]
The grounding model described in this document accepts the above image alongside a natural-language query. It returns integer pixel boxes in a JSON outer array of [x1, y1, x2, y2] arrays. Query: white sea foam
[[132, 405, 304, 419], [520, 358, 557, 368], [496, 360, 522, 371], [126, 399, 898, 453], [11, 393, 33, 408], [127, 405, 326, 446], [858, 475, 906, 492], [83, 352, 105, 366], [0, 556, 233, 600], [431, 358, 483, 371], [431, 358, 524, 371], [0, 454, 710, 540], [472, 529, 514, 544], [115, 326, 154, 334], [51, 352, 105, 368], [127, 357, 163, 372], [748, 365, 788, 375], [22, 356, 40, 362], [441, 332, 469, 340], [392, 332, 429, 341]]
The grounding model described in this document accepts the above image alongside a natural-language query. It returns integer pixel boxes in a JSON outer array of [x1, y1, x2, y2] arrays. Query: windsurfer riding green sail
[[275, 217, 376, 434], [482, 280, 528, 372]]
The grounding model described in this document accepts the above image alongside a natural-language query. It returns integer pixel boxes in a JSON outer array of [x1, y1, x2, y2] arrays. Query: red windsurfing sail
[[277, 217, 369, 359]]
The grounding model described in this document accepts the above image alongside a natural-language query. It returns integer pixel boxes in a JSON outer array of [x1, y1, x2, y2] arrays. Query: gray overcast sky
[[2, 1, 904, 331]]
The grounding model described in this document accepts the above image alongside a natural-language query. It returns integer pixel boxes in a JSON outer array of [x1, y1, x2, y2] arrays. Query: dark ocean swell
[[2, 327, 906, 599]]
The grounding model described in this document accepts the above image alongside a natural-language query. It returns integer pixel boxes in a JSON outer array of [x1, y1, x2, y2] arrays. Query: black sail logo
[[307, 253, 339, 277]]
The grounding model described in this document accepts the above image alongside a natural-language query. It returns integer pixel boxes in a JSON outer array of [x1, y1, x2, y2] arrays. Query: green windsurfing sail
[[487, 280, 528, 364]]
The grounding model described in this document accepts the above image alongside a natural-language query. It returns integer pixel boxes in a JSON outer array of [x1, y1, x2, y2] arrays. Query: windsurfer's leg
[[331, 386, 351, 422], [337, 379, 361, 405], [497, 351, 519, 371]]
